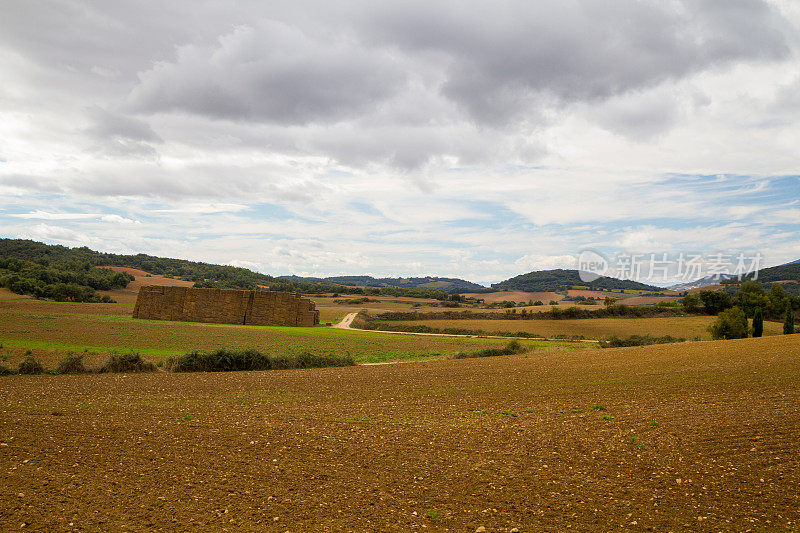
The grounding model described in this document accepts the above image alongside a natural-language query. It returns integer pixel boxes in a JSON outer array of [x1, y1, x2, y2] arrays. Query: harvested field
[[97, 266, 194, 304], [388, 316, 785, 340], [623, 296, 681, 305], [312, 296, 447, 324], [461, 291, 564, 304], [1, 335, 799, 530], [566, 289, 627, 299], [0, 298, 584, 366]]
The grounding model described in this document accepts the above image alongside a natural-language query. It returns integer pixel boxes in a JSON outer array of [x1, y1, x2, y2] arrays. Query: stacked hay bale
[[133, 286, 318, 326]]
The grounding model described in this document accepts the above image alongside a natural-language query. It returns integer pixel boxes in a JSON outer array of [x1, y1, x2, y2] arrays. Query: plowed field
[[2, 335, 799, 531]]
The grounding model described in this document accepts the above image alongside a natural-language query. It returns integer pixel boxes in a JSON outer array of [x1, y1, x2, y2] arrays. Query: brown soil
[[1, 335, 799, 531]]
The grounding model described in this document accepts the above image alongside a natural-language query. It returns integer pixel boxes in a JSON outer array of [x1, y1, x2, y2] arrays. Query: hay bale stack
[[133, 286, 318, 326]]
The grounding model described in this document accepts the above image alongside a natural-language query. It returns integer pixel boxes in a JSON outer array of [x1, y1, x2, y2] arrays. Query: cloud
[[360, 0, 791, 125], [128, 23, 407, 125], [9, 210, 140, 224], [0, 1, 798, 281]]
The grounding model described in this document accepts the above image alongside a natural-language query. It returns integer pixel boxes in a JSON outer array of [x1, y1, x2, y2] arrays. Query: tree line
[[690, 281, 799, 339]]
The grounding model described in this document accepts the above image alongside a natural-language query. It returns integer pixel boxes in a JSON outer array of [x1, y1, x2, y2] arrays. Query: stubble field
[[1, 334, 798, 531]]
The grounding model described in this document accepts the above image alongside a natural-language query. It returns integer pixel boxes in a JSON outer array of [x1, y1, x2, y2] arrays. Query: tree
[[752, 308, 763, 338], [681, 293, 701, 313], [734, 280, 769, 318], [785, 308, 795, 335], [698, 290, 733, 315], [708, 307, 748, 340], [767, 283, 789, 318], [604, 297, 617, 308]]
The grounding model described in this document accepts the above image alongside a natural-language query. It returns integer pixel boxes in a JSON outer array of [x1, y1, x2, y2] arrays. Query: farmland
[[1, 334, 799, 530], [0, 291, 586, 366], [384, 315, 786, 340]]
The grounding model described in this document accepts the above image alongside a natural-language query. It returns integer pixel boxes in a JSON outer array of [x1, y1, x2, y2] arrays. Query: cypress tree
[[785, 308, 795, 335], [752, 308, 763, 338]]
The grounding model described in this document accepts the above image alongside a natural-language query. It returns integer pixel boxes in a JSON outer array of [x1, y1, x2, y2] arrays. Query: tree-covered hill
[[279, 274, 486, 294], [0, 239, 455, 300], [721, 260, 800, 296], [489, 268, 660, 292], [0, 238, 276, 290], [0, 241, 134, 302]]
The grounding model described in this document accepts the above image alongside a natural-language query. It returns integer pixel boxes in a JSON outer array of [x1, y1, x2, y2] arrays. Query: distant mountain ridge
[[489, 268, 660, 292], [278, 275, 486, 294], [667, 274, 735, 291], [668, 259, 800, 292]]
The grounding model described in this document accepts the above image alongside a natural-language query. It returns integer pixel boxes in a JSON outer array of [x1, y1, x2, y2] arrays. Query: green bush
[[785, 308, 795, 335], [56, 353, 88, 374], [166, 349, 355, 373], [0, 364, 14, 376], [454, 340, 527, 359], [708, 307, 748, 340], [97, 353, 157, 373], [600, 334, 685, 348], [17, 356, 45, 375]]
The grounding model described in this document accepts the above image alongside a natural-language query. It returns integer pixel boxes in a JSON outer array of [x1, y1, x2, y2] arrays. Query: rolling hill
[[489, 268, 660, 293], [279, 275, 486, 294]]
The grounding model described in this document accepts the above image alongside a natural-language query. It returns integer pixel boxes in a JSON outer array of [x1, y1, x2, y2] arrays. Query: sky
[[1, 0, 799, 286]]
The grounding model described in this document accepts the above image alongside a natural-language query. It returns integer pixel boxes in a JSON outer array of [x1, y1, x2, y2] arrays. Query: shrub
[[454, 340, 527, 359], [785, 308, 795, 335], [0, 364, 14, 376], [708, 307, 748, 340], [56, 353, 88, 374], [97, 353, 157, 373], [599, 334, 685, 348], [752, 308, 763, 338], [166, 349, 355, 373], [17, 356, 45, 375]]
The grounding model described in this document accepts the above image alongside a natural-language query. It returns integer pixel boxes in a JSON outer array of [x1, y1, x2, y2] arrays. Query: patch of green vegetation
[[181, 414, 194, 421], [601, 414, 614, 420], [499, 409, 518, 417], [600, 334, 685, 348], [426, 507, 443, 521], [591, 404, 606, 411], [0, 338, 183, 358], [629, 435, 646, 449], [650, 420, 659, 427]]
